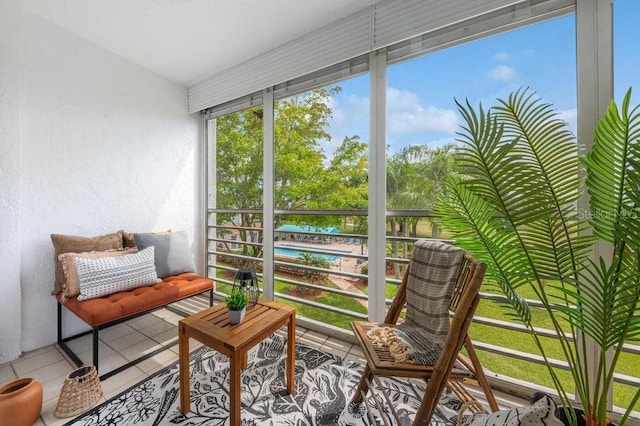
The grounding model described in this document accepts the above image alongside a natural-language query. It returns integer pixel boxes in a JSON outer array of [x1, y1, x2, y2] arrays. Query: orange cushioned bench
[[57, 273, 214, 380]]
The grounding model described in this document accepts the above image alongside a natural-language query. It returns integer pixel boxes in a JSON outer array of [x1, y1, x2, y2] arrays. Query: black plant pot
[[555, 406, 587, 426], [532, 393, 617, 426], [556, 407, 617, 426]]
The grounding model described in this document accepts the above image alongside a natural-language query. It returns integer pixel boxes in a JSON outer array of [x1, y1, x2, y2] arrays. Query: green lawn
[[213, 266, 639, 411], [471, 288, 639, 410], [214, 273, 367, 330], [273, 279, 367, 329]]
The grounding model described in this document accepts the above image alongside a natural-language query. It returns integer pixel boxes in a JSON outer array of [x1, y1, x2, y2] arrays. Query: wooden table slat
[[178, 299, 296, 425]]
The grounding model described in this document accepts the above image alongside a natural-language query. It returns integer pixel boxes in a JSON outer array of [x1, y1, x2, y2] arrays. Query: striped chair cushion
[[396, 240, 464, 364]]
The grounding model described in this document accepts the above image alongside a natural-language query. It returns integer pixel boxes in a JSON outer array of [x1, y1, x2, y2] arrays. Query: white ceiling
[[21, 0, 379, 86]]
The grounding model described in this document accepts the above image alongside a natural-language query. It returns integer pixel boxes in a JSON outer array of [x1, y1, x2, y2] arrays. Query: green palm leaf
[[585, 89, 640, 246], [438, 87, 640, 424], [493, 89, 593, 283], [552, 259, 640, 348], [437, 178, 533, 324]]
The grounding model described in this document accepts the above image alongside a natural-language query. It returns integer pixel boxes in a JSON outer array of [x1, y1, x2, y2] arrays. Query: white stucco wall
[[0, 0, 23, 362], [0, 6, 202, 362]]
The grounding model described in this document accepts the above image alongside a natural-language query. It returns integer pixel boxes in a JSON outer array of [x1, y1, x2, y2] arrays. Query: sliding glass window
[[613, 0, 640, 412], [272, 76, 370, 330], [207, 105, 264, 295], [386, 11, 577, 398]]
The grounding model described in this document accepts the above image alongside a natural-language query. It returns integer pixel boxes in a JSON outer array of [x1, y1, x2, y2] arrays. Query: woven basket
[[54, 366, 103, 418]]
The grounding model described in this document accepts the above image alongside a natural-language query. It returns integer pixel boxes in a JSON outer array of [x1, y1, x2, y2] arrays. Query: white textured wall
[[0, 8, 202, 361], [0, 0, 23, 362]]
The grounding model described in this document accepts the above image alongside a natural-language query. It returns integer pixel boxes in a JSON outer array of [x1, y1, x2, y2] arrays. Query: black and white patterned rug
[[64, 335, 464, 425]]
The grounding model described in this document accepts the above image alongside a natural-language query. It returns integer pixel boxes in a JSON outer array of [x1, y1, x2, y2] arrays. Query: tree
[[274, 88, 334, 208], [274, 87, 369, 231], [215, 86, 368, 261], [314, 135, 368, 231], [403, 144, 456, 236], [386, 145, 456, 277], [320, 135, 368, 208], [215, 106, 264, 267]]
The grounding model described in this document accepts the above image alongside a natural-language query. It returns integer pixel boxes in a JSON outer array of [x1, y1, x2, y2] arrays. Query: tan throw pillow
[[121, 230, 138, 249], [50, 231, 124, 295], [58, 248, 138, 300]]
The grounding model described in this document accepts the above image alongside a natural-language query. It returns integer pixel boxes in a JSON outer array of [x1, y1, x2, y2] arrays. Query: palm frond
[[492, 88, 592, 283], [437, 178, 533, 324], [454, 99, 545, 227], [585, 89, 640, 247], [439, 88, 640, 425], [552, 258, 640, 349]]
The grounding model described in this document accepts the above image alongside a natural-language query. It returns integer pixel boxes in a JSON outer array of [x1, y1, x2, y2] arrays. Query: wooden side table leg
[[286, 313, 296, 394], [230, 354, 241, 425], [179, 323, 190, 414]]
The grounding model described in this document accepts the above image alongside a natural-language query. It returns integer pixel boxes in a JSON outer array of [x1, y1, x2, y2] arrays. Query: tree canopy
[[214, 85, 455, 258]]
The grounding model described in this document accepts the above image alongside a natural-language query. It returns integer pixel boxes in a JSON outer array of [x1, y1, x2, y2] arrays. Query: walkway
[[328, 274, 368, 309]]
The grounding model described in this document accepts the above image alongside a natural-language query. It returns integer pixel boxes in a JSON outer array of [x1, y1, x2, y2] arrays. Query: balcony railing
[[206, 208, 640, 419]]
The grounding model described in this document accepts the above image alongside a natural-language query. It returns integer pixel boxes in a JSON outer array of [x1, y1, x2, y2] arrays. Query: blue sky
[[321, 0, 639, 158]]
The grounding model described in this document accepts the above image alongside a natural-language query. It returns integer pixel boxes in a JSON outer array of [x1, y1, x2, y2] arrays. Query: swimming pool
[[274, 243, 353, 261]]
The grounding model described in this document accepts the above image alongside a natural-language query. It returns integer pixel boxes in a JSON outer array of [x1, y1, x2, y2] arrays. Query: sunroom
[[1, 0, 639, 425]]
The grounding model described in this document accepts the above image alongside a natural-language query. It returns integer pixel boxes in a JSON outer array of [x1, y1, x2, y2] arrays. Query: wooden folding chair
[[351, 241, 498, 425]]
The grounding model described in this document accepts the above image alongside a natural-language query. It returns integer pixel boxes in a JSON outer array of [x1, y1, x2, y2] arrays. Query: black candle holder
[[233, 269, 259, 308]]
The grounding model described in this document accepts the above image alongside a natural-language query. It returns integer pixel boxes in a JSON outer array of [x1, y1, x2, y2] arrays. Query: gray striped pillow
[[74, 246, 161, 301]]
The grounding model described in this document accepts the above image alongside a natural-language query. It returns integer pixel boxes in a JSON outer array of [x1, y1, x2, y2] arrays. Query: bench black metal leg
[[57, 302, 84, 369], [98, 338, 179, 381], [57, 288, 212, 381], [93, 328, 99, 374], [57, 302, 62, 345]]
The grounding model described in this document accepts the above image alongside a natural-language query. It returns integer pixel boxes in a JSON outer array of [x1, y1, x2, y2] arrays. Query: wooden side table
[[178, 299, 296, 425]]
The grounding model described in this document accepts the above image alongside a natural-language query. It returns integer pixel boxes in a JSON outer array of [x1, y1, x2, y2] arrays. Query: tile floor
[[0, 300, 369, 426], [3, 311, 637, 425], [1, 294, 540, 426]]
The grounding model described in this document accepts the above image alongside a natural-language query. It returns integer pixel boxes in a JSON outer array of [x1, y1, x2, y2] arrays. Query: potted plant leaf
[[436, 88, 640, 425], [225, 291, 248, 324]]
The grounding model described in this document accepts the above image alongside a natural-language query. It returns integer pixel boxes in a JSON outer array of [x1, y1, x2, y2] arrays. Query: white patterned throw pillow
[[74, 246, 161, 301], [459, 394, 564, 426]]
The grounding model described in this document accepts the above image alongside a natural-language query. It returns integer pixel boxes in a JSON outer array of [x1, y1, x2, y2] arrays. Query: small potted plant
[[225, 291, 248, 324]]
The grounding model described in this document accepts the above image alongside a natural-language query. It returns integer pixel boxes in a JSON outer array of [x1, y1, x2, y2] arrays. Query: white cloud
[[387, 87, 458, 135], [328, 93, 369, 126], [494, 52, 509, 61], [557, 108, 577, 134], [324, 94, 369, 159], [490, 65, 518, 82]]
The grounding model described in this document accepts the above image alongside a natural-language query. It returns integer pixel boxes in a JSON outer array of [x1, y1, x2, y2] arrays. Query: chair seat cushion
[[352, 321, 470, 379], [366, 324, 444, 364], [58, 273, 213, 327]]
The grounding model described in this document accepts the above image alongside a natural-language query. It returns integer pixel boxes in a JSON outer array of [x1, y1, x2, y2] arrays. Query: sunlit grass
[[214, 271, 366, 330], [212, 260, 639, 411], [471, 291, 639, 410]]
